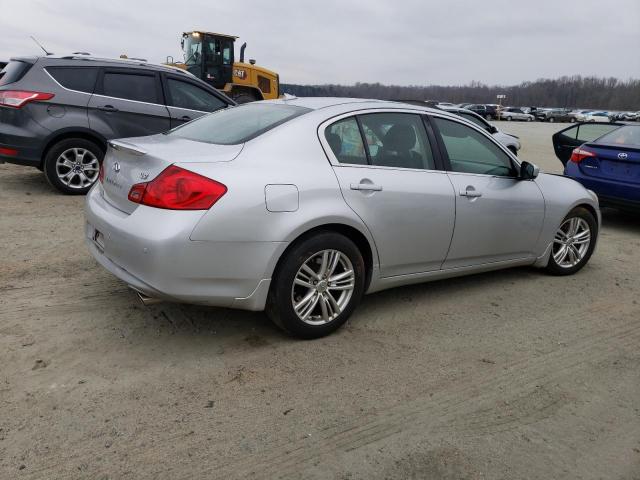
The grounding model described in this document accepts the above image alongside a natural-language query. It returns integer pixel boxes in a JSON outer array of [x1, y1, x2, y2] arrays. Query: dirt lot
[[1, 121, 639, 479]]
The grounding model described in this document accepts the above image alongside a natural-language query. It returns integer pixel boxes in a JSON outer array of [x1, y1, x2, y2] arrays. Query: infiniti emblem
[[113, 162, 121, 173], [618, 152, 628, 160]]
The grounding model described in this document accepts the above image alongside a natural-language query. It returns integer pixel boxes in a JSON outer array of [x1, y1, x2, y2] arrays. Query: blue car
[[553, 122, 640, 211]]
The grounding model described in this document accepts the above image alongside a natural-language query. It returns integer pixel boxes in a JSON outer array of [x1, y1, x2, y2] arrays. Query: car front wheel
[[267, 232, 365, 338], [546, 207, 597, 276]]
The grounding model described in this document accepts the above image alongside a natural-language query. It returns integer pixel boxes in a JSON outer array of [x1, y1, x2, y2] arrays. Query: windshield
[[595, 126, 640, 147], [183, 34, 202, 66], [168, 103, 312, 145]]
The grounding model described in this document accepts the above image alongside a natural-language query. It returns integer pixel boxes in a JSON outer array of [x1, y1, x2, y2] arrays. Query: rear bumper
[[564, 164, 640, 208], [84, 185, 283, 311], [0, 107, 47, 167]]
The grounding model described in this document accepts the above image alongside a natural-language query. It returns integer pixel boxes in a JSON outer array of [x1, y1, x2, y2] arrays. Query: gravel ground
[[1, 121, 639, 479]]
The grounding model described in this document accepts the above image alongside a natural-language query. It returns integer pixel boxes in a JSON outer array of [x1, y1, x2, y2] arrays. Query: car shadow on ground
[[120, 265, 541, 351], [0, 166, 57, 196], [601, 208, 640, 233]]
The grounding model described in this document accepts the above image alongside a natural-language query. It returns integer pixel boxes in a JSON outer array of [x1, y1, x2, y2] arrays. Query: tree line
[[281, 76, 640, 110]]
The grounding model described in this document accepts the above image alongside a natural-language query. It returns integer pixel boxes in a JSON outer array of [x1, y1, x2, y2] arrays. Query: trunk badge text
[[139, 172, 149, 180]]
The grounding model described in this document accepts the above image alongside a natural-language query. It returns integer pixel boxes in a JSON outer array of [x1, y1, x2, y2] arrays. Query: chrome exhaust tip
[[135, 290, 163, 306]]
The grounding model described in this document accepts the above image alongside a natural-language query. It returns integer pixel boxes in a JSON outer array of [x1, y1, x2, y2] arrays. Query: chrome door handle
[[459, 188, 482, 198], [350, 183, 383, 191]]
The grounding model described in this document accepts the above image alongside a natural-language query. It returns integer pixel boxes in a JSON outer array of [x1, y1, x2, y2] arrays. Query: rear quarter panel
[[186, 115, 379, 275]]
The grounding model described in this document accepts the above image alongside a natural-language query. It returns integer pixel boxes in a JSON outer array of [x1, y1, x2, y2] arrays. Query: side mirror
[[519, 161, 539, 180]]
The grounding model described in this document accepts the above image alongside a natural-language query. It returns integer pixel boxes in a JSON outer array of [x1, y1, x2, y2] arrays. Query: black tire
[[548, 117, 555, 123], [266, 232, 366, 339], [43, 138, 103, 195], [485, 114, 492, 121], [506, 116, 512, 121], [233, 92, 257, 104], [545, 207, 598, 276], [570, 117, 576, 123]]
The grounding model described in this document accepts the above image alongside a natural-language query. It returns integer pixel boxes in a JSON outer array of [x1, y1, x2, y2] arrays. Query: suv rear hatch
[[101, 134, 243, 214]]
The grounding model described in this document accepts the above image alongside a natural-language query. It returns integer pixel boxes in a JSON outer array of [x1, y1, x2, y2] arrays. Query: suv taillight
[[570, 147, 596, 163], [127, 165, 227, 210], [0, 90, 55, 108]]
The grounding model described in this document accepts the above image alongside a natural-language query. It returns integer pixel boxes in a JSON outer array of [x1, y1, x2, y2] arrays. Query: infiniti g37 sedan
[[85, 98, 600, 338]]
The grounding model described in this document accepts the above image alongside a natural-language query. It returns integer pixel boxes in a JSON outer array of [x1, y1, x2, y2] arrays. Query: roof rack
[[51, 54, 192, 76]]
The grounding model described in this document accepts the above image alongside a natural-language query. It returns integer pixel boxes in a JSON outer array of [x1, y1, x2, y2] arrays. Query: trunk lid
[[580, 143, 640, 184], [100, 134, 243, 214]]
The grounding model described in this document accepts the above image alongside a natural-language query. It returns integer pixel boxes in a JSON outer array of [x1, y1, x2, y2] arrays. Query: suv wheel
[[43, 138, 103, 195], [267, 232, 365, 339]]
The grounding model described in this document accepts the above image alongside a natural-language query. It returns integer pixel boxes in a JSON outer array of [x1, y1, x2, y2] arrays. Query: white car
[[499, 107, 535, 122], [576, 111, 611, 123]]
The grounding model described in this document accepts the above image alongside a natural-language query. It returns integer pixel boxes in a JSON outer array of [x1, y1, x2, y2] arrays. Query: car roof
[[264, 96, 445, 115], [11, 54, 193, 76]]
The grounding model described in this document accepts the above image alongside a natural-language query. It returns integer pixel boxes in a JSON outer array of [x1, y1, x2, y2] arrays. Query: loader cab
[[182, 31, 235, 89]]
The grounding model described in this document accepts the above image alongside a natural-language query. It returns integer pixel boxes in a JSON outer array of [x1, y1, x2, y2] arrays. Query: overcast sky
[[1, 0, 639, 86]]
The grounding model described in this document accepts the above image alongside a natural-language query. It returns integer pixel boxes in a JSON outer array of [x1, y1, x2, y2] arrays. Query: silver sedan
[[85, 98, 600, 338]]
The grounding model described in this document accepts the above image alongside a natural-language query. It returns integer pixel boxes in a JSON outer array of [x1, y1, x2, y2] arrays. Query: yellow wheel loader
[[166, 31, 279, 103]]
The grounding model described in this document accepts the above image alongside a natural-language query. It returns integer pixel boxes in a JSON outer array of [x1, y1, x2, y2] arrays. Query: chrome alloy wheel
[[55, 148, 99, 189], [552, 217, 591, 268], [291, 249, 355, 325]]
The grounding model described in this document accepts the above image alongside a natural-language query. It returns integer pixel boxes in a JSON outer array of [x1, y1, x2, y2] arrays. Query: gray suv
[[0, 55, 234, 194]]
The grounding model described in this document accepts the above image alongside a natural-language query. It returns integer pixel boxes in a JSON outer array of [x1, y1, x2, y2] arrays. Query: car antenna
[[30, 36, 53, 55]]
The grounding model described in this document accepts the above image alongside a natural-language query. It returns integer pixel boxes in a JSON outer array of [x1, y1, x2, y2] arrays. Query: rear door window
[[358, 113, 435, 170], [567, 123, 621, 142], [594, 125, 640, 146], [46, 67, 98, 93], [102, 71, 159, 103], [325, 117, 368, 165], [165, 78, 226, 112], [0, 61, 33, 86]]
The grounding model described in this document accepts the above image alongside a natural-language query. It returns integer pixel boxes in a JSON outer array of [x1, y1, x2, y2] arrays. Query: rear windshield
[[595, 125, 640, 147], [168, 103, 311, 145], [0, 61, 33, 86]]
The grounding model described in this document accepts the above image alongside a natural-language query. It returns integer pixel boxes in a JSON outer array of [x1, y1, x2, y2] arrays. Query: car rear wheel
[[267, 232, 365, 338], [43, 138, 103, 195], [548, 117, 555, 123], [546, 207, 597, 276], [505, 116, 512, 121]]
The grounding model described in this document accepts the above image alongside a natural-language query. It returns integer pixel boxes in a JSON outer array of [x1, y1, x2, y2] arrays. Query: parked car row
[[438, 102, 640, 123]]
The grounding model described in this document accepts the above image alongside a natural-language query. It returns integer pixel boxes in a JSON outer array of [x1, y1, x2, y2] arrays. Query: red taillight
[[127, 165, 227, 210], [570, 147, 596, 163], [0, 147, 18, 156], [0, 90, 55, 108]]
